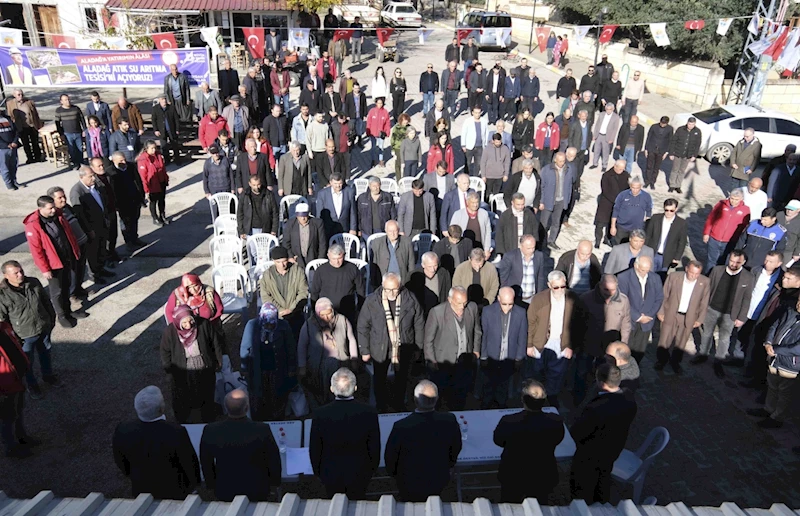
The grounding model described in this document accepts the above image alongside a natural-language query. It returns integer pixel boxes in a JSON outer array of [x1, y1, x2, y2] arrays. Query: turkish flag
[[242, 27, 265, 59], [376, 27, 395, 45], [334, 29, 354, 41], [598, 25, 618, 44], [456, 29, 474, 45], [684, 20, 706, 30], [535, 27, 551, 53], [52, 34, 76, 49], [765, 26, 790, 59], [151, 32, 178, 50]]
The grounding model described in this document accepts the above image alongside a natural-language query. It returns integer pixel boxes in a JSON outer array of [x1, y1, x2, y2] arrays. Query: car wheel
[[706, 142, 733, 164], [289, 72, 300, 88]]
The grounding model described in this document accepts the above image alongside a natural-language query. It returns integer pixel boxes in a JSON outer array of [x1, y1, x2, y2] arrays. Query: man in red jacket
[[0, 322, 35, 458], [702, 189, 750, 273], [198, 106, 229, 152], [23, 195, 81, 328]]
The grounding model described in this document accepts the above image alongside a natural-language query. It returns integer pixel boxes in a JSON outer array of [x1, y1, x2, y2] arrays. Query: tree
[[549, 0, 752, 65], [285, 0, 343, 13]]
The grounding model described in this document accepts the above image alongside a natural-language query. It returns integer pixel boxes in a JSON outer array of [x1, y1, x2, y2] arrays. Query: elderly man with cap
[[259, 246, 308, 337], [284, 203, 327, 269], [4, 48, 32, 86], [221, 94, 250, 149]]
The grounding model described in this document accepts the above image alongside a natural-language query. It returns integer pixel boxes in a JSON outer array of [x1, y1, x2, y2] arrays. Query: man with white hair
[[611, 176, 652, 244], [481, 287, 528, 408], [112, 386, 200, 499], [617, 255, 663, 363], [357, 176, 397, 239], [527, 270, 583, 407], [729, 128, 763, 189], [194, 81, 222, 119], [406, 251, 452, 317], [371, 220, 415, 287], [424, 286, 482, 410], [309, 368, 380, 499], [358, 272, 424, 412], [384, 380, 462, 501]]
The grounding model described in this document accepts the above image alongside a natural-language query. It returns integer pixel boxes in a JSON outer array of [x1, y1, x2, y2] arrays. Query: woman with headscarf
[[241, 303, 297, 421], [160, 304, 223, 423], [297, 297, 357, 403], [165, 273, 224, 325]]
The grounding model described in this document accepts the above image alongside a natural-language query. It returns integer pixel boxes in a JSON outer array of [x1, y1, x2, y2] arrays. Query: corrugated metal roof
[[104, 0, 288, 12], [0, 492, 798, 516]]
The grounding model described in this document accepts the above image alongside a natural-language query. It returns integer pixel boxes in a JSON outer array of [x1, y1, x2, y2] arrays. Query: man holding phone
[[729, 128, 762, 190]]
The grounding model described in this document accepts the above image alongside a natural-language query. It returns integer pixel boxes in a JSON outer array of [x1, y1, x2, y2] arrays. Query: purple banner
[[0, 45, 210, 88]]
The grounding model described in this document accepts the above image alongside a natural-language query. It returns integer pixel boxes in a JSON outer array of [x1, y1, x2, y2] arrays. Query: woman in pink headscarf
[[160, 304, 223, 423], [165, 273, 224, 325]]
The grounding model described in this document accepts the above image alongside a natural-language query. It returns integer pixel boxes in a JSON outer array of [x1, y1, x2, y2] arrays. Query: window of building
[[84, 7, 99, 31]]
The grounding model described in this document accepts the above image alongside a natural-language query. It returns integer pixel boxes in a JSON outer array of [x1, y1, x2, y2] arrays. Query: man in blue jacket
[[611, 176, 653, 244], [539, 152, 574, 250], [737, 206, 786, 268], [481, 287, 528, 408], [108, 119, 141, 165], [617, 255, 663, 364], [86, 92, 113, 130]]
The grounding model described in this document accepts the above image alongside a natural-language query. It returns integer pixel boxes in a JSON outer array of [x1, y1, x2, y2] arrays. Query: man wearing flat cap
[[259, 246, 309, 336], [284, 202, 327, 269]]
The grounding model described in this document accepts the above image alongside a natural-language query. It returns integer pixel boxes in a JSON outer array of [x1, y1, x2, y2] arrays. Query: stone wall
[[720, 79, 800, 116]]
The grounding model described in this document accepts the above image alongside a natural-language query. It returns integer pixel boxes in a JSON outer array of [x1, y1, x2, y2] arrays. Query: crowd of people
[[0, 24, 799, 506]]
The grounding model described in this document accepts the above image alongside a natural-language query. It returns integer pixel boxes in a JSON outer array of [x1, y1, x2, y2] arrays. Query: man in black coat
[[424, 98, 451, 139], [151, 95, 181, 164], [345, 84, 368, 145], [235, 138, 271, 193], [433, 225, 472, 277], [69, 166, 112, 283], [357, 274, 424, 412], [405, 251, 452, 317], [497, 235, 547, 306], [495, 194, 546, 255], [284, 203, 327, 269], [237, 175, 278, 238], [309, 368, 380, 499], [109, 152, 146, 250], [444, 38, 460, 64], [262, 104, 290, 158], [570, 364, 638, 503], [318, 139, 347, 188], [218, 59, 240, 102], [494, 379, 564, 502], [299, 80, 321, 115], [112, 386, 200, 499], [384, 380, 461, 501], [644, 198, 688, 277], [200, 389, 281, 502], [555, 240, 603, 295], [643, 116, 674, 189], [321, 82, 342, 125]]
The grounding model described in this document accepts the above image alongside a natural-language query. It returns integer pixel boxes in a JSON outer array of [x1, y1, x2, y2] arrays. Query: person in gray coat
[[424, 286, 482, 410], [371, 221, 415, 287], [277, 142, 312, 197], [590, 103, 621, 171], [399, 127, 423, 178], [539, 152, 574, 250], [194, 82, 223, 119], [450, 191, 493, 256], [604, 229, 654, 275], [397, 179, 437, 237], [358, 273, 424, 412]]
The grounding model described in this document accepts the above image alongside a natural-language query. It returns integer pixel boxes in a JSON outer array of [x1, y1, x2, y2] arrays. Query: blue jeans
[[706, 237, 729, 273], [272, 145, 287, 162], [370, 136, 386, 163], [731, 176, 748, 190], [623, 146, 636, 173], [353, 119, 365, 142], [21, 333, 53, 388], [0, 147, 18, 188], [274, 94, 290, 114], [404, 160, 419, 177], [524, 348, 569, 405], [64, 132, 84, 168], [445, 90, 459, 117], [422, 92, 435, 115]]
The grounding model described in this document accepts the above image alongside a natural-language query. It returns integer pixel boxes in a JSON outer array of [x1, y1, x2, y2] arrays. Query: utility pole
[[527, 1, 537, 53], [593, 7, 608, 68], [728, 0, 779, 106]]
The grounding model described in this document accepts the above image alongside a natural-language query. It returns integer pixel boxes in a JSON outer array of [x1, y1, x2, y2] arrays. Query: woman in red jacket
[[0, 322, 33, 458], [366, 97, 391, 167], [426, 131, 455, 174], [534, 112, 560, 167], [137, 140, 170, 226], [198, 106, 229, 152]]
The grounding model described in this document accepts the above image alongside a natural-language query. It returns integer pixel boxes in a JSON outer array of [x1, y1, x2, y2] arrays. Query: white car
[[672, 105, 800, 163], [380, 3, 422, 28]]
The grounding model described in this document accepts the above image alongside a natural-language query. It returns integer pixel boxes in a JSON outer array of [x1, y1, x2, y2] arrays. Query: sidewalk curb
[[429, 20, 655, 126]]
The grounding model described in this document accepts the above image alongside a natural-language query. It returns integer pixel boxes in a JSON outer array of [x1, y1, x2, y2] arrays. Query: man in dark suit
[[424, 98, 451, 139], [384, 380, 462, 501], [570, 364, 638, 503], [423, 162, 455, 213], [316, 173, 357, 239], [86, 91, 113, 130], [235, 138, 271, 194], [299, 80, 321, 115], [345, 84, 368, 146], [112, 386, 200, 499], [405, 251, 452, 317], [262, 104, 290, 159], [200, 389, 281, 502], [284, 203, 327, 269], [617, 256, 663, 363], [321, 82, 342, 124], [498, 235, 546, 306], [644, 198, 688, 278], [69, 166, 112, 284], [481, 287, 528, 408], [439, 172, 472, 236], [318, 139, 347, 188], [495, 194, 546, 255], [504, 159, 541, 211], [309, 368, 380, 499], [494, 379, 564, 502], [218, 59, 240, 102], [151, 95, 181, 164]]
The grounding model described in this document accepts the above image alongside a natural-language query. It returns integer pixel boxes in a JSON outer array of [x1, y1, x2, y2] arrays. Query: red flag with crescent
[[456, 29, 474, 44], [684, 20, 706, 30], [376, 27, 395, 44], [535, 27, 551, 52], [598, 24, 618, 44], [52, 34, 76, 49], [242, 27, 265, 59], [334, 29, 354, 41], [151, 32, 178, 50]]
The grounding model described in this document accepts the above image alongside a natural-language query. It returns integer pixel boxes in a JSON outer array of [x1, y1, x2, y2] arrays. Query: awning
[[104, 0, 288, 11]]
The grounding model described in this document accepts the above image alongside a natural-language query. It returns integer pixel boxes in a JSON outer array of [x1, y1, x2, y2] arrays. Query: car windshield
[[692, 107, 734, 124], [395, 6, 416, 12]]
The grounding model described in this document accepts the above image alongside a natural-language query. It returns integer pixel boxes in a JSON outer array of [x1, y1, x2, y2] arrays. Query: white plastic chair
[[246, 233, 279, 265], [354, 178, 370, 198], [381, 177, 400, 202], [209, 192, 238, 224], [330, 233, 363, 260], [469, 177, 486, 196], [304, 258, 328, 285], [213, 215, 238, 237], [489, 193, 507, 214], [611, 426, 670, 504], [280, 195, 308, 223], [248, 261, 273, 305], [209, 235, 243, 266], [398, 177, 416, 194], [212, 264, 251, 323], [412, 232, 440, 265]]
